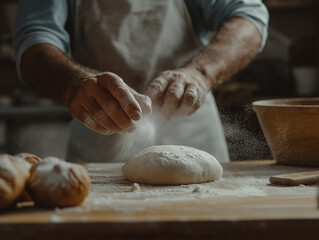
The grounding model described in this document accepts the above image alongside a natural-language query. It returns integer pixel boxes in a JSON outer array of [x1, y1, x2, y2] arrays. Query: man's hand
[[146, 18, 262, 120], [146, 67, 209, 119], [21, 18, 261, 128], [68, 72, 152, 135], [20, 45, 152, 135]]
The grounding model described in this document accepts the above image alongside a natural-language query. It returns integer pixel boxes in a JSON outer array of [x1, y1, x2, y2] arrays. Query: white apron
[[66, 0, 230, 163]]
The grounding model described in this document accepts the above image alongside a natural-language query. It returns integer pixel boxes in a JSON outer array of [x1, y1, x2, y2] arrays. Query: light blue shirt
[[13, 0, 269, 78]]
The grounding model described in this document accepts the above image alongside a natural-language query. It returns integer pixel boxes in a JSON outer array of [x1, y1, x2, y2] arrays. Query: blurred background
[[0, 0, 318, 160]]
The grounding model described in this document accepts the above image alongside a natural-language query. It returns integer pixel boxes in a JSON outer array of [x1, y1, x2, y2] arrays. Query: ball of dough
[[0, 154, 30, 210], [122, 145, 223, 185], [27, 157, 91, 208]]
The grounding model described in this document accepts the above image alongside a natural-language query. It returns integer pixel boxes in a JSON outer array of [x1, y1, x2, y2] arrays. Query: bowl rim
[[252, 97, 319, 108]]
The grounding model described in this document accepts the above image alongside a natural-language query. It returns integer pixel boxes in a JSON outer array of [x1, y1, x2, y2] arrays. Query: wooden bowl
[[252, 98, 319, 167]]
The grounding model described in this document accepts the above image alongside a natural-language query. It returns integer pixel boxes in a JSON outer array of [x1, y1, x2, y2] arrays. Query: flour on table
[[52, 162, 318, 216], [121, 145, 223, 185], [130, 183, 141, 192], [50, 215, 64, 223]]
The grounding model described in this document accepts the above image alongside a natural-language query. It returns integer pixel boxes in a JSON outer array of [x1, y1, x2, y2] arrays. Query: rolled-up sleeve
[[188, 0, 269, 51], [13, 0, 70, 79]]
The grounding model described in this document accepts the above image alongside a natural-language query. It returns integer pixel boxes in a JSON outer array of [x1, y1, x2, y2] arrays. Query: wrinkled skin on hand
[[68, 72, 152, 135], [146, 67, 209, 120]]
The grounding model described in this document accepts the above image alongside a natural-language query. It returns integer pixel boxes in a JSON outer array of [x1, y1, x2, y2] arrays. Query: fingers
[[69, 78, 132, 134], [83, 97, 122, 133], [96, 73, 142, 121], [146, 69, 209, 119], [145, 76, 169, 104], [162, 80, 185, 119], [70, 106, 113, 135], [69, 74, 154, 134], [176, 85, 198, 115], [93, 87, 135, 131], [130, 90, 152, 115]]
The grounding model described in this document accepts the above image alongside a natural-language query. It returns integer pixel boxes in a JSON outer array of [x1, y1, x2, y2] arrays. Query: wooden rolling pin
[[270, 170, 319, 186]]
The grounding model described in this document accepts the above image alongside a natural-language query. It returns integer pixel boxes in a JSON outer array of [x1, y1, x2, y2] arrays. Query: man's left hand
[[146, 67, 209, 119]]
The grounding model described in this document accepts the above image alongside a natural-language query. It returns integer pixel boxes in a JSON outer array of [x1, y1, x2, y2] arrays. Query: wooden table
[[1, 160, 319, 240]]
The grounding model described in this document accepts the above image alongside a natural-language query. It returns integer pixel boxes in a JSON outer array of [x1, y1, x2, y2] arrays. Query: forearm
[[185, 17, 262, 90], [21, 43, 151, 134], [20, 44, 94, 106]]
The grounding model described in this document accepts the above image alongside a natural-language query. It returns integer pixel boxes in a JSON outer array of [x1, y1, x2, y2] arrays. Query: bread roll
[[15, 153, 41, 166], [27, 157, 91, 207], [0, 154, 30, 210], [15, 153, 42, 202]]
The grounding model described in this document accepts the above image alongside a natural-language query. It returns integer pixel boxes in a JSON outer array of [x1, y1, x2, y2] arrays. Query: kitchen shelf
[[0, 105, 71, 120]]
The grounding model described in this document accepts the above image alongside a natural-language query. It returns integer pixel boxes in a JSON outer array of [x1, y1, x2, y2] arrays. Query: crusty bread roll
[[27, 157, 91, 208], [15, 153, 42, 202], [15, 153, 41, 166], [0, 154, 30, 210]]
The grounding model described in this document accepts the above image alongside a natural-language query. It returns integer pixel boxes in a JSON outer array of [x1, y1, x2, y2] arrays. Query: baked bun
[[14, 153, 42, 202], [0, 154, 30, 210], [15, 153, 41, 166], [27, 157, 91, 207]]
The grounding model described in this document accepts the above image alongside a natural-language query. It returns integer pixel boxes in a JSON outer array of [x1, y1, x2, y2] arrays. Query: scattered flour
[[192, 186, 203, 193], [52, 163, 318, 215], [50, 215, 64, 223], [131, 183, 141, 192]]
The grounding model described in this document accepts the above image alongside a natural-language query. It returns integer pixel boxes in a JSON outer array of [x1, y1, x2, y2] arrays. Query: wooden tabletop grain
[[1, 160, 319, 240]]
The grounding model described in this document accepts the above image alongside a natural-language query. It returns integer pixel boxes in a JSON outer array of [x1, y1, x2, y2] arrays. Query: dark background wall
[[214, 0, 319, 160]]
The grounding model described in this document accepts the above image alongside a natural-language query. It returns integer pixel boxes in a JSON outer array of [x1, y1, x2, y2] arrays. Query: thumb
[[131, 90, 152, 116]]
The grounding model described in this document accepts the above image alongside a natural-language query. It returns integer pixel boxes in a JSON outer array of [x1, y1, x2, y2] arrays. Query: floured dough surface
[[121, 145, 223, 185]]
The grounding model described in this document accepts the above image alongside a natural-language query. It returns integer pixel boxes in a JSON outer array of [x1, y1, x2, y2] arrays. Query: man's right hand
[[67, 72, 152, 135], [20, 45, 151, 135]]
